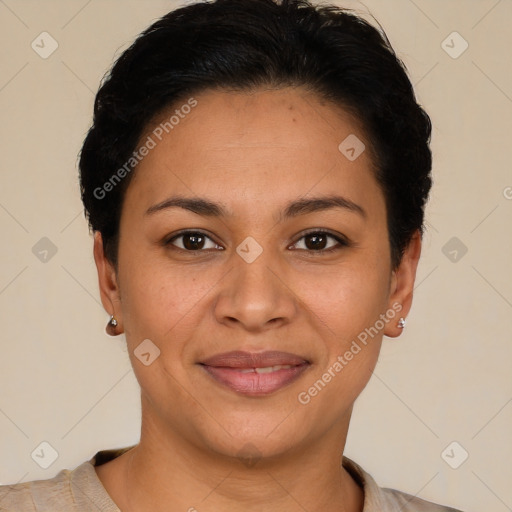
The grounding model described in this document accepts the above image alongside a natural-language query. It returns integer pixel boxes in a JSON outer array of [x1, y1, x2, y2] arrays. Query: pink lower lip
[[201, 364, 310, 396]]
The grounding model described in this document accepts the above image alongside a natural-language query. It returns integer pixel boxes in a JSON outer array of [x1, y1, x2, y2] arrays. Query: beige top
[[0, 446, 463, 512]]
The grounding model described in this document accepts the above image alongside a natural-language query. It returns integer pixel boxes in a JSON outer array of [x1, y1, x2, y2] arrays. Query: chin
[[190, 411, 314, 465]]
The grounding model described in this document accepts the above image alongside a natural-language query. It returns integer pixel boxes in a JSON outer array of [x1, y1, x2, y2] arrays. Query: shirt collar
[[342, 455, 389, 511]]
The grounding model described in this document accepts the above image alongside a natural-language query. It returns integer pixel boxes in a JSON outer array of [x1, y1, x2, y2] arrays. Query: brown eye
[[304, 233, 329, 250], [291, 231, 348, 253], [167, 231, 221, 251]]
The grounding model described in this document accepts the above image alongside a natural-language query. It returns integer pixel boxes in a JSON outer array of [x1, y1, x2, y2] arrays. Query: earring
[[105, 315, 119, 336], [397, 317, 406, 329]]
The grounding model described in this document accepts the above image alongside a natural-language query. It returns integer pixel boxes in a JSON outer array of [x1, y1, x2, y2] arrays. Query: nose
[[213, 247, 297, 333]]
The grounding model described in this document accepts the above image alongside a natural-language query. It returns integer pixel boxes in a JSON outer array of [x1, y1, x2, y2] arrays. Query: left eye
[[291, 231, 347, 252]]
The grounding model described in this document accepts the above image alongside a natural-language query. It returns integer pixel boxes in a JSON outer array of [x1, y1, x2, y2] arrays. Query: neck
[[97, 398, 364, 512]]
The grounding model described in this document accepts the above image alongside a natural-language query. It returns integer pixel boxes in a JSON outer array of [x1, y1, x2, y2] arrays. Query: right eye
[[165, 231, 223, 252]]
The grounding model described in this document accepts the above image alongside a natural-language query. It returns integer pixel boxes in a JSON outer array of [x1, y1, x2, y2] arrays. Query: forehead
[[141, 87, 367, 159], [125, 87, 384, 218]]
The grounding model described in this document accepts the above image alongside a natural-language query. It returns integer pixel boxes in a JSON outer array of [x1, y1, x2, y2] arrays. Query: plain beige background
[[0, 0, 511, 511]]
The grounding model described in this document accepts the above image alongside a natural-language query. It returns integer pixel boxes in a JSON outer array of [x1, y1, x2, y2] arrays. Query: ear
[[93, 231, 122, 331], [384, 230, 422, 338]]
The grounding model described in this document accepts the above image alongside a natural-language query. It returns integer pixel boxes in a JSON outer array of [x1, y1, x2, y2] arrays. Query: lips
[[201, 350, 308, 368], [199, 351, 310, 396]]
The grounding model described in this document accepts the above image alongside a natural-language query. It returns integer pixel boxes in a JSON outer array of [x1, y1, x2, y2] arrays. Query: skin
[[93, 86, 421, 512]]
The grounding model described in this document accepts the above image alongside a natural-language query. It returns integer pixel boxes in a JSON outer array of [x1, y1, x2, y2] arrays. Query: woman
[[0, 0, 464, 510]]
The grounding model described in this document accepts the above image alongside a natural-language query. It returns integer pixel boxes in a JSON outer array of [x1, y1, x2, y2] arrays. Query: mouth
[[199, 350, 311, 396]]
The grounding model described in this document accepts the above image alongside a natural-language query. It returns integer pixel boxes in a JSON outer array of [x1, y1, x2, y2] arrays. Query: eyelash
[[164, 229, 350, 255]]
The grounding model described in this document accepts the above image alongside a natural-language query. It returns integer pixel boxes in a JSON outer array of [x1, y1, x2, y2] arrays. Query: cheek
[[302, 260, 390, 336], [117, 260, 206, 405], [117, 251, 221, 350], [297, 255, 390, 395], [294, 271, 386, 418]]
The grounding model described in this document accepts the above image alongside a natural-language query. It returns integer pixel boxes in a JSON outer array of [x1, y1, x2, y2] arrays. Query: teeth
[[236, 365, 294, 374], [255, 366, 276, 374]]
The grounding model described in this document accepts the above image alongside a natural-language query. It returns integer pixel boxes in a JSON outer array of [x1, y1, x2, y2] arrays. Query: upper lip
[[200, 351, 309, 368]]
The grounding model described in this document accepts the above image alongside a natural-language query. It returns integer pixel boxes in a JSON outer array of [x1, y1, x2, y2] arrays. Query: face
[[95, 87, 420, 461]]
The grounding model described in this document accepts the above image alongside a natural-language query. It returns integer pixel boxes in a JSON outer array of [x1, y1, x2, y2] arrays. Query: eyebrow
[[145, 194, 366, 219]]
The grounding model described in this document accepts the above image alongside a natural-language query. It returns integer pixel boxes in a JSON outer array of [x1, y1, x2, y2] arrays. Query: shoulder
[[380, 487, 464, 512], [0, 447, 131, 512], [0, 467, 74, 512], [342, 456, 464, 512]]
